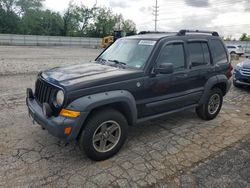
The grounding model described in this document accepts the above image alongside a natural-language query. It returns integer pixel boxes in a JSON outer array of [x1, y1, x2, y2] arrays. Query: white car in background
[[226, 45, 245, 56]]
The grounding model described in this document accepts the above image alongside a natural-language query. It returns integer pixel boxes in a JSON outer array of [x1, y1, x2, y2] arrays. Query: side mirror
[[154, 63, 174, 74]]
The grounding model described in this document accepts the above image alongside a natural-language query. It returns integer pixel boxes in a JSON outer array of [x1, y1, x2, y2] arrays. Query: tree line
[[239, 33, 250, 41], [0, 0, 137, 37]]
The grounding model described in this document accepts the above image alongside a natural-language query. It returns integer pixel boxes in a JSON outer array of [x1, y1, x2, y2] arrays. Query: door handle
[[175, 73, 188, 78]]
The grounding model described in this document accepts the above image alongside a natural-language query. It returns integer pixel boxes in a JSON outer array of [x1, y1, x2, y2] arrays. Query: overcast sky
[[44, 0, 250, 39]]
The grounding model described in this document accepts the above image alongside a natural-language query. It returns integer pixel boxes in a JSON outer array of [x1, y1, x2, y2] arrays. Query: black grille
[[35, 78, 57, 105]]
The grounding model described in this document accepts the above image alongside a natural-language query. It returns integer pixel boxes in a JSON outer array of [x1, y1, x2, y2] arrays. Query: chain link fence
[[0, 34, 101, 48]]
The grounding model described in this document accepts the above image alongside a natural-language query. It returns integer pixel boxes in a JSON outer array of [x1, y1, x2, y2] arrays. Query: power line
[[153, 0, 159, 31], [139, 0, 249, 32], [139, 2, 250, 25]]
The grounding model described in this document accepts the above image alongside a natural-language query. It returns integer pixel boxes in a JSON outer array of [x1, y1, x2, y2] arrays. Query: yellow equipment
[[101, 36, 114, 48], [101, 30, 126, 48]]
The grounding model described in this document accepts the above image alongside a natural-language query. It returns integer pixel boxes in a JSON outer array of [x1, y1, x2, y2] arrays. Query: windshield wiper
[[97, 58, 108, 64], [108, 59, 127, 66]]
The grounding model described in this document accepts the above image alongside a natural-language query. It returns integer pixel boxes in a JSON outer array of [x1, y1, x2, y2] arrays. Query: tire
[[230, 51, 236, 55], [196, 88, 223, 120], [79, 108, 128, 161]]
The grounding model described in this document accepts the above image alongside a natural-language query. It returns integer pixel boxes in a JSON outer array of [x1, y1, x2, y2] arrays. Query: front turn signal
[[64, 127, 72, 135], [60, 109, 80, 118]]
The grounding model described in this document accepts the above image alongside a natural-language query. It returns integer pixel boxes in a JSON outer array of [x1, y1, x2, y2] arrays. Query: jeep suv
[[26, 30, 232, 161]]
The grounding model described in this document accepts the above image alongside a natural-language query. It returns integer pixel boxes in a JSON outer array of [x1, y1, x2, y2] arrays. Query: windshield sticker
[[138, 40, 156, 46]]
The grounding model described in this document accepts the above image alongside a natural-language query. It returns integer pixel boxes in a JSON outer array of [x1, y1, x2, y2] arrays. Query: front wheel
[[196, 88, 223, 120], [79, 108, 128, 161]]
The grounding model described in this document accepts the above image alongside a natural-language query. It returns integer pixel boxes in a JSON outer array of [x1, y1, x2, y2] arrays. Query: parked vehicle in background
[[233, 58, 250, 87], [227, 45, 245, 56], [26, 29, 232, 161]]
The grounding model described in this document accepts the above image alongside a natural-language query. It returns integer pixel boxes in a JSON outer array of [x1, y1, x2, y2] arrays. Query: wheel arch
[[66, 90, 137, 139], [199, 75, 230, 105]]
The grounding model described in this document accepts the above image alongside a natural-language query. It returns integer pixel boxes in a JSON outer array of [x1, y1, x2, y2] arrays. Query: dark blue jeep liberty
[[26, 30, 232, 161]]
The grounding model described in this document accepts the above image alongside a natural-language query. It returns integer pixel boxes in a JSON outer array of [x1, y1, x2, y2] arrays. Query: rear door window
[[210, 39, 228, 64], [188, 42, 211, 67]]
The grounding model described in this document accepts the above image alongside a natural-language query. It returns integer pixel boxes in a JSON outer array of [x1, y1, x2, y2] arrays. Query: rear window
[[210, 39, 228, 64]]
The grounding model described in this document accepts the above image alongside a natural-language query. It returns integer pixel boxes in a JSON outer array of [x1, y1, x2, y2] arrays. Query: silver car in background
[[227, 45, 245, 56]]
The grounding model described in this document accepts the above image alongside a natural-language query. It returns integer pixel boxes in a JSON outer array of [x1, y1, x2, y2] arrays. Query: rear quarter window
[[210, 39, 228, 64]]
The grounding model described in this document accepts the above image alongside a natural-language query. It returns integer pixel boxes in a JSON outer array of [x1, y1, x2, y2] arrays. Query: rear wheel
[[79, 108, 128, 161], [196, 88, 223, 120]]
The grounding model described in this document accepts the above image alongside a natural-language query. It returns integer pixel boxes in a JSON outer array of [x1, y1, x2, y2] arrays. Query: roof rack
[[177, 29, 219, 36], [138, 31, 172, 35]]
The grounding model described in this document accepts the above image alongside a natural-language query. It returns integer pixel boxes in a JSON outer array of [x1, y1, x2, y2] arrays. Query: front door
[[137, 41, 196, 118]]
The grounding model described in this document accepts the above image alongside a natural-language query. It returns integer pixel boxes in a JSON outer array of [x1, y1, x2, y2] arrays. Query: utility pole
[[153, 0, 159, 31]]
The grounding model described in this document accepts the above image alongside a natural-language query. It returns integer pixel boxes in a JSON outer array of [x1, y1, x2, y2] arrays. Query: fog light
[[42, 103, 53, 118], [64, 127, 72, 135]]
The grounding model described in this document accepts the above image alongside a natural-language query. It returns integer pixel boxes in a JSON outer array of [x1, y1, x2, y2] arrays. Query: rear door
[[187, 40, 213, 90], [209, 39, 229, 75]]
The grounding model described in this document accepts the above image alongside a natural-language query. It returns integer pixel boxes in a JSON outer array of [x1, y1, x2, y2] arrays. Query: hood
[[42, 63, 118, 82], [242, 59, 250, 69], [41, 62, 142, 88]]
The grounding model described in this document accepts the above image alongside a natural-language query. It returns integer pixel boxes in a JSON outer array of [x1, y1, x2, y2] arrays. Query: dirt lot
[[0, 46, 250, 187]]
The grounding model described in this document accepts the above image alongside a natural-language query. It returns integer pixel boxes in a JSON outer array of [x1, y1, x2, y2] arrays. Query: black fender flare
[[199, 75, 230, 105], [67, 90, 137, 125]]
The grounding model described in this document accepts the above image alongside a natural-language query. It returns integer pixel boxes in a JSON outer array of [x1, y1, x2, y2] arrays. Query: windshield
[[97, 39, 156, 69]]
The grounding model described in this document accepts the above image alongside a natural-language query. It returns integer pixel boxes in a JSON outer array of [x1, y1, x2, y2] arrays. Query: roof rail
[[138, 31, 171, 35], [177, 29, 219, 36]]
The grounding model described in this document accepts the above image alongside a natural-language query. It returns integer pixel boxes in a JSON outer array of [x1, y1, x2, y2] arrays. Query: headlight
[[235, 62, 243, 71], [55, 90, 64, 107]]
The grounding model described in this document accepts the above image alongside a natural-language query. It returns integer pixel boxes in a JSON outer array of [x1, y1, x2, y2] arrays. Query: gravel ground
[[155, 136, 250, 188], [0, 46, 250, 187], [0, 46, 102, 75]]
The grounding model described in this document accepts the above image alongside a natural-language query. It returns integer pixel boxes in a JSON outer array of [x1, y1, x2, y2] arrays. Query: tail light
[[226, 63, 233, 79]]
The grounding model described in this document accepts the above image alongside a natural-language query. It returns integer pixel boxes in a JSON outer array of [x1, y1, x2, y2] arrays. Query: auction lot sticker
[[139, 40, 156, 46]]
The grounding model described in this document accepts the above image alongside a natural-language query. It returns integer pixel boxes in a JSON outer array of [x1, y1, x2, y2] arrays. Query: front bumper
[[26, 89, 87, 142], [234, 70, 250, 86]]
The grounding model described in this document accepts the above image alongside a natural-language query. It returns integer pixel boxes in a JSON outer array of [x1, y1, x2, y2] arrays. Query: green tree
[[0, 0, 20, 33], [16, 0, 44, 14], [0, 0, 17, 12], [122, 19, 137, 36], [0, 0, 43, 13], [62, 3, 80, 36], [240, 33, 250, 41], [20, 9, 63, 35], [74, 5, 97, 36], [86, 7, 120, 37], [0, 0, 137, 37], [0, 7, 20, 33]]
